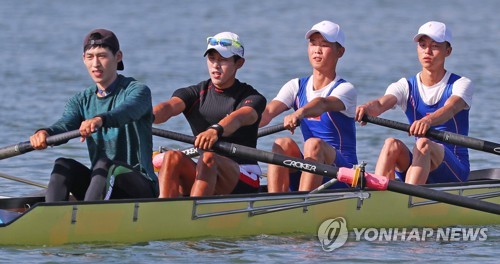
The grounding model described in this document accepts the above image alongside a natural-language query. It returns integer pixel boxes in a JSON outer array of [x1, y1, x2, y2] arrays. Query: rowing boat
[[0, 168, 499, 246], [1, 117, 500, 246]]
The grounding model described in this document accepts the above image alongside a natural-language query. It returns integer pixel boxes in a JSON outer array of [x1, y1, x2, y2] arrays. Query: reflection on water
[[8, 227, 499, 262]]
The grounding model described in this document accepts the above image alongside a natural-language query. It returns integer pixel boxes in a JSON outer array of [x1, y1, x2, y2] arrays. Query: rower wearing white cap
[[356, 21, 474, 184], [260, 20, 358, 192]]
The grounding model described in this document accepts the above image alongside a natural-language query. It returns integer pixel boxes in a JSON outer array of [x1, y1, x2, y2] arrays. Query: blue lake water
[[0, 0, 499, 262]]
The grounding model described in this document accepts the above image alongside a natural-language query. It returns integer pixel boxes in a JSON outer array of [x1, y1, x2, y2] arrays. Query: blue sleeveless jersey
[[405, 74, 469, 168], [293, 77, 358, 165]]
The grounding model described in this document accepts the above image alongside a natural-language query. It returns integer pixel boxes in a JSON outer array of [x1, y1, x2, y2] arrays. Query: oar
[[152, 128, 500, 215], [0, 171, 47, 188], [164, 123, 287, 158], [0, 130, 82, 160], [362, 115, 500, 155]]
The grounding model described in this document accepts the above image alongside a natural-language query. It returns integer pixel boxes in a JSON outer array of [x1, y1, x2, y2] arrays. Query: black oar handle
[[168, 123, 287, 158], [153, 127, 500, 215], [362, 115, 500, 155], [152, 127, 338, 178], [0, 142, 32, 159], [0, 130, 81, 160], [257, 123, 286, 137], [152, 128, 194, 145]]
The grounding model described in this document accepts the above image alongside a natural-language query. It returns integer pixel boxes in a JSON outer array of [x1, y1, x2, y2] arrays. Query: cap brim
[[305, 29, 319, 40], [305, 29, 343, 46], [413, 33, 445, 43], [203, 46, 234, 59], [413, 33, 425, 42]]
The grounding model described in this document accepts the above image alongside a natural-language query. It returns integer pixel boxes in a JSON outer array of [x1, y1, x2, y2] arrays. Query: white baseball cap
[[305, 20, 345, 46], [204, 32, 244, 58], [413, 21, 452, 43]]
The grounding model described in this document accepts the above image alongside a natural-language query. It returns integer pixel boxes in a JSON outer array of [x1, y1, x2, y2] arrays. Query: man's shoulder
[[336, 78, 355, 88], [235, 80, 263, 96], [175, 80, 208, 96], [116, 75, 152, 95], [79, 85, 96, 98], [451, 73, 472, 84], [118, 75, 143, 87], [173, 80, 210, 100], [232, 80, 266, 107], [193, 79, 210, 90]]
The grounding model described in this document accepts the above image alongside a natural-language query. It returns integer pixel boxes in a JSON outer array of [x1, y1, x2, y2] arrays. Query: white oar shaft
[[309, 178, 338, 194], [0, 172, 47, 188]]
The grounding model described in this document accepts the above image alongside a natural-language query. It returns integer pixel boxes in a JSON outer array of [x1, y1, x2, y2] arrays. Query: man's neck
[[96, 74, 119, 97], [97, 74, 119, 91], [213, 78, 236, 90], [420, 68, 446, 86], [312, 70, 336, 91]]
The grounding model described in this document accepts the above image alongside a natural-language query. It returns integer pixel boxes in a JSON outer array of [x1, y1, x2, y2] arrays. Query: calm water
[[1, 0, 500, 262]]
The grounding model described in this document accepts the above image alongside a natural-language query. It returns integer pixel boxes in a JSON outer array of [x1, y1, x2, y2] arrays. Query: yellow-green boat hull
[[1, 180, 499, 246]]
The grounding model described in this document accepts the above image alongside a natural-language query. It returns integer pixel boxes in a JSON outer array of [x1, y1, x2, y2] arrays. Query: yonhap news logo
[[317, 218, 488, 251], [317, 217, 349, 251], [352, 227, 488, 242]]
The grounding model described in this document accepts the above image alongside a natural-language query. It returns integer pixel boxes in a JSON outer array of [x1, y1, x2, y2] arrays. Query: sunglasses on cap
[[207, 37, 242, 48]]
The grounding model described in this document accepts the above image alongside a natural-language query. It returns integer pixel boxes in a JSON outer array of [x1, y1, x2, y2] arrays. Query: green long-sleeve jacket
[[45, 75, 157, 184]]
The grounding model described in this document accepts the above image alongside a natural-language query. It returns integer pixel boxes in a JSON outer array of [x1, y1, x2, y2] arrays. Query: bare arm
[[259, 100, 289, 127], [292, 96, 345, 120], [355, 94, 398, 125], [152, 97, 185, 124], [219, 106, 259, 135], [284, 96, 345, 133], [410, 95, 468, 136], [196, 106, 260, 150]]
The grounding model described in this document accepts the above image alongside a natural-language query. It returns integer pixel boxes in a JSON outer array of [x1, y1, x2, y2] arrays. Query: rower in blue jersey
[[356, 21, 474, 184], [260, 20, 358, 192]]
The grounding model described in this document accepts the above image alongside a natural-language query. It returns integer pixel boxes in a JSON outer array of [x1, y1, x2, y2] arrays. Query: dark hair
[[233, 55, 243, 62], [335, 42, 344, 49], [83, 32, 118, 55]]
